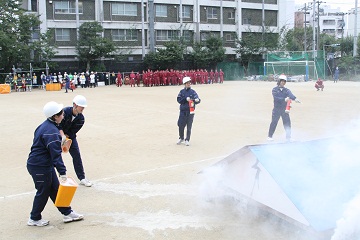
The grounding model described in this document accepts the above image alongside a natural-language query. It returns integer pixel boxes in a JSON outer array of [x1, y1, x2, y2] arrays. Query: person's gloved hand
[[284, 97, 290, 102], [61, 135, 66, 146], [295, 99, 301, 103], [195, 98, 200, 102], [186, 97, 190, 101], [60, 175, 67, 182]]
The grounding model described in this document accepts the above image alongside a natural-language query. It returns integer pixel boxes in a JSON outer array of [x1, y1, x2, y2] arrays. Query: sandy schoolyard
[[1, 80, 360, 240]]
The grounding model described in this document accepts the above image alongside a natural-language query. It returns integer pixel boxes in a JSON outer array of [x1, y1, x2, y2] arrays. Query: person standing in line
[[64, 73, 73, 93], [268, 74, 300, 142], [59, 95, 93, 187], [176, 77, 201, 146], [334, 67, 339, 83], [27, 101, 84, 227]]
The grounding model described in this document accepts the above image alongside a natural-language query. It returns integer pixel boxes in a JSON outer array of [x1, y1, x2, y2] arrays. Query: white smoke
[[331, 194, 360, 240]]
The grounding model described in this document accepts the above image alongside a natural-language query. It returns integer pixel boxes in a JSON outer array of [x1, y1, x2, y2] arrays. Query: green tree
[[281, 27, 314, 51], [205, 36, 226, 69], [144, 41, 186, 70], [0, 0, 56, 71], [235, 27, 279, 75], [76, 22, 116, 71], [188, 42, 209, 69]]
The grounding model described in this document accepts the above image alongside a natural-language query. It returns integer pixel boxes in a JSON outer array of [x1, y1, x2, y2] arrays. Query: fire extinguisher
[[189, 99, 195, 114], [285, 99, 292, 113]]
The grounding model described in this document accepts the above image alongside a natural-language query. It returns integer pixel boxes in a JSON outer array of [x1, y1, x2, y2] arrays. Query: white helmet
[[278, 74, 287, 81], [183, 77, 191, 84], [73, 95, 87, 107], [43, 101, 63, 118]]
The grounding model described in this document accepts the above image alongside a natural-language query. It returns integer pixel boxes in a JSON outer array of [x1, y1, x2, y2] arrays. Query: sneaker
[[63, 211, 84, 223], [267, 137, 274, 141], [185, 140, 190, 146], [27, 218, 49, 227], [177, 139, 184, 145], [80, 178, 93, 187]]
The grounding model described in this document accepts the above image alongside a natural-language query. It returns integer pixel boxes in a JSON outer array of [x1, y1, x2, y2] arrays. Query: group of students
[[27, 95, 92, 227]]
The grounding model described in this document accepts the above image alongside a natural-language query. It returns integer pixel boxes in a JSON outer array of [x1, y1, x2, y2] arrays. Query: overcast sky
[[294, 0, 357, 12]]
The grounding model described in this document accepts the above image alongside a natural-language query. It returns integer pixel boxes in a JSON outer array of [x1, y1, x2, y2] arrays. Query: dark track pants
[[268, 108, 291, 139], [178, 111, 195, 141]]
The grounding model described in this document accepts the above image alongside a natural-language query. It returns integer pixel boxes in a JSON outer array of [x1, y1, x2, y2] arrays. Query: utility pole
[[354, 0, 358, 57], [312, 0, 316, 55]]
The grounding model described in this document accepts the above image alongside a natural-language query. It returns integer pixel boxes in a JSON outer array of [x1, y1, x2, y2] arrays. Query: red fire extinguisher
[[189, 100, 195, 114], [285, 99, 292, 113]]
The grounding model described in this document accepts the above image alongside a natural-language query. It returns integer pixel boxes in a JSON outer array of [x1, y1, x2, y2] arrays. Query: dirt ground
[[1, 80, 360, 240]]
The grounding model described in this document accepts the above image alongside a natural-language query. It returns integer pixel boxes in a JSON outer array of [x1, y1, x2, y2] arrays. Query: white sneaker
[[267, 137, 274, 141], [80, 178, 93, 187], [27, 218, 49, 227], [177, 139, 184, 145], [63, 211, 84, 223], [185, 140, 190, 146]]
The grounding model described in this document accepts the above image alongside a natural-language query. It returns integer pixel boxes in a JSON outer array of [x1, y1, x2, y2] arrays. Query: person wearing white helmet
[[27, 101, 84, 227], [59, 95, 92, 187], [268, 74, 301, 142], [176, 76, 201, 146]]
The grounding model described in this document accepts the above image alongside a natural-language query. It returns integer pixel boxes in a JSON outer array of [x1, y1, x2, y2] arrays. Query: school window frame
[[54, 1, 83, 14], [207, 7, 217, 19], [55, 28, 71, 41], [112, 3, 137, 16], [228, 11, 235, 19], [182, 5, 191, 18], [156, 30, 179, 41], [156, 4, 167, 17], [112, 29, 138, 41]]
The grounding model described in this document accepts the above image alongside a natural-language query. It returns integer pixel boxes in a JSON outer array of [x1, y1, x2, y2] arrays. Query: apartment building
[[21, 0, 293, 65]]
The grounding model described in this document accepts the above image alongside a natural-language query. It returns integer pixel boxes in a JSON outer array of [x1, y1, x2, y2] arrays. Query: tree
[[188, 42, 209, 69], [281, 27, 314, 51], [76, 22, 116, 71], [204, 36, 226, 69], [0, 0, 56, 72], [235, 27, 279, 75], [144, 41, 186, 70]]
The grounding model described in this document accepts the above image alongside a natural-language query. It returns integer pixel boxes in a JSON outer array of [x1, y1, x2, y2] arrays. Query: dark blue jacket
[[58, 107, 85, 139], [177, 87, 201, 112], [27, 119, 66, 175], [272, 86, 296, 109]]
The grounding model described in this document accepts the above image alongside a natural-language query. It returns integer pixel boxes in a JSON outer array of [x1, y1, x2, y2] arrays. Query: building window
[[112, 29, 138, 41], [225, 33, 235, 42], [243, 18, 251, 25], [112, 3, 137, 16], [182, 5, 191, 18], [323, 19, 335, 25], [156, 30, 179, 41], [207, 7, 217, 19], [54, 1, 83, 14], [183, 30, 193, 41], [228, 11, 235, 19], [200, 32, 210, 41], [156, 5, 167, 17], [55, 29, 70, 41]]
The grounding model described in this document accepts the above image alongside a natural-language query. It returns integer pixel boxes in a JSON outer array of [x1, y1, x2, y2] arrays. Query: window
[[243, 18, 251, 25], [156, 5, 167, 17], [207, 7, 217, 19], [182, 5, 191, 18], [112, 29, 138, 41], [225, 33, 235, 42], [200, 32, 210, 41], [54, 1, 83, 14], [112, 3, 137, 16], [156, 30, 179, 41], [183, 30, 193, 41], [228, 11, 235, 19], [55, 29, 70, 41]]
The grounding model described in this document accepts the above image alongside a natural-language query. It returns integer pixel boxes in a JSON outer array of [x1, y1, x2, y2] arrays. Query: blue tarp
[[248, 137, 360, 232]]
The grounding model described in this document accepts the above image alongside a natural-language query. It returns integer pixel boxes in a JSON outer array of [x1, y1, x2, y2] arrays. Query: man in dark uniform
[[59, 95, 92, 187], [268, 74, 300, 141], [176, 77, 201, 146]]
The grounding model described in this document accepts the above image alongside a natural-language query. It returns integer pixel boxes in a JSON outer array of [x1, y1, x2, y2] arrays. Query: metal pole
[[304, 3, 307, 52], [354, 0, 358, 57], [180, 0, 183, 37], [148, 0, 155, 52], [220, 0, 223, 38], [141, 0, 145, 59], [312, 0, 316, 55]]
